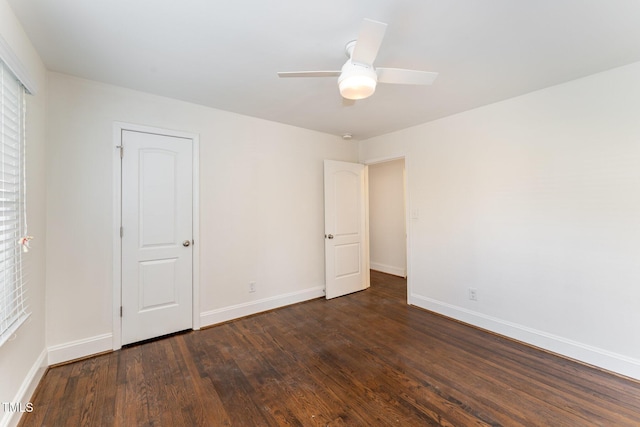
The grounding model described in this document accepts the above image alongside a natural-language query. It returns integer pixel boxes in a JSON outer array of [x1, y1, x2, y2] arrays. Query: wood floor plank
[[270, 301, 493, 426], [18, 270, 640, 426], [177, 334, 234, 426], [76, 355, 113, 427], [257, 319, 415, 426]]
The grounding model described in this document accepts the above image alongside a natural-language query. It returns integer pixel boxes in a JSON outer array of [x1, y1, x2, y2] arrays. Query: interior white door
[[324, 160, 369, 299], [121, 130, 193, 345]]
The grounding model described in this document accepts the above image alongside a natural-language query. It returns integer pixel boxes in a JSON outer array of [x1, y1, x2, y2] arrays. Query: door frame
[[364, 154, 411, 304], [112, 122, 200, 350]]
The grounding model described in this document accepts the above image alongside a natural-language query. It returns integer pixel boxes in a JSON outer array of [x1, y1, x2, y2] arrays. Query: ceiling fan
[[277, 19, 438, 101]]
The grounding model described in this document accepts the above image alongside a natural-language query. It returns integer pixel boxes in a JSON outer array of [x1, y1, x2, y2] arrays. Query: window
[[0, 59, 28, 347]]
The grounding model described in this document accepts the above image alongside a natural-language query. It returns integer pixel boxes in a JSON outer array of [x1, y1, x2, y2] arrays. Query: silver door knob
[[183, 240, 191, 247], [326, 234, 334, 239]]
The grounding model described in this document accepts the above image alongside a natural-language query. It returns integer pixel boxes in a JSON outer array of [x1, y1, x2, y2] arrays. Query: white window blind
[[0, 59, 28, 347]]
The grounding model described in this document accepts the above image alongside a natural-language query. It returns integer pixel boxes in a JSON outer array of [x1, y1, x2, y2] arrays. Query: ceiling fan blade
[[376, 68, 439, 85], [351, 19, 387, 65], [277, 71, 341, 78]]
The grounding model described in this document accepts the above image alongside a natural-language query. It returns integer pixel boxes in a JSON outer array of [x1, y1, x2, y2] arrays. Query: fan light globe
[[338, 61, 377, 100]]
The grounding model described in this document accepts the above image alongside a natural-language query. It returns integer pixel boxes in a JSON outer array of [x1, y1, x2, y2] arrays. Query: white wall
[[45, 72, 358, 361], [368, 159, 406, 277], [0, 1, 48, 426], [360, 61, 640, 380]]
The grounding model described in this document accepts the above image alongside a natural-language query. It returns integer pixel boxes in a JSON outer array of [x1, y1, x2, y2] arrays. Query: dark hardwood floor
[[20, 271, 640, 426]]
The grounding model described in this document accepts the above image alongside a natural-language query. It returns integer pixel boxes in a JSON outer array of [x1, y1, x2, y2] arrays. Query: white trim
[[0, 349, 47, 427], [112, 125, 122, 350], [0, 34, 37, 95], [364, 154, 406, 166], [363, 165, 371, 289], [112, 122, 200, 349], [192, 137, 201, 330], [405, 157, 412, 301], [410, 293, 640, 381], [47, 333, 112, 366], [200, 286, 325, 327], [370, 262, 406, 278]]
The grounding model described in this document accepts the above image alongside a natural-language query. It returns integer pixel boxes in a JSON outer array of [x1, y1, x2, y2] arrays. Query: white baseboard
[[47, 333, 113, 366], [370, 262, 406, 278], [1, 349, 47, 427], [201, 286, 325, 327], [46, 286, 324, 364], [410, 293, 640, 381]]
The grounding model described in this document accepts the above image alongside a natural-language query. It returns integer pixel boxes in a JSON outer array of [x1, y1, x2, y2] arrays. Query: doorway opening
[[366, 157, 408, 299]]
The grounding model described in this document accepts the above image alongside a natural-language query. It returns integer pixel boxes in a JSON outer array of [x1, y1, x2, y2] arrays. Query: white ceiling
[[8, 0, 640, 140]]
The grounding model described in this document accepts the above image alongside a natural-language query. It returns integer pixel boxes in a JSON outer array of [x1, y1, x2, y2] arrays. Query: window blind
[[0, 59, 28, 347]]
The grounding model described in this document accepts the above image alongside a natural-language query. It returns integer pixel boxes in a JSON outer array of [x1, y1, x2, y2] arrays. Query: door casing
[[112, 122, 200, 350]]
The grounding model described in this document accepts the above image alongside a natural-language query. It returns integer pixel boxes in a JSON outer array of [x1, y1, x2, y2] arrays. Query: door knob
[[326, 234, 334, 239], [183, 240, 191, 247]]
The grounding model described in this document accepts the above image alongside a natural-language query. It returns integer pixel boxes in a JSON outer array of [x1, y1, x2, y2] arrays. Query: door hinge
[[117, 145, 123, 158], [120, 226, 123, 238], [120, 306, 123, 317]]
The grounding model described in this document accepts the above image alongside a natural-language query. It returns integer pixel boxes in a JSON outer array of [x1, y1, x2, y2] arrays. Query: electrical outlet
[[249, 281, 256, 293], [468, 288, 478, 301]]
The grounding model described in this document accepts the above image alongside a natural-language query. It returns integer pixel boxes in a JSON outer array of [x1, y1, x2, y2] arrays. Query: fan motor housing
[[338, 60, 378, 100]]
